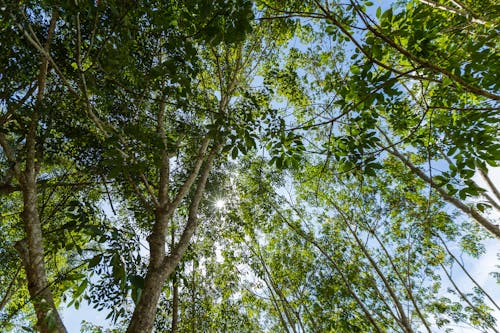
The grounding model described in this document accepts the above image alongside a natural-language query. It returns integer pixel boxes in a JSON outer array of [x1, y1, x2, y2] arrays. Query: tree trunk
[[19, 173, 67, 333], [171, 272, 179, 333], [14, 9, 68, 332], [126, 144, 219, 333], [125, 267, 168, 333], [191, 259, 197, 333]]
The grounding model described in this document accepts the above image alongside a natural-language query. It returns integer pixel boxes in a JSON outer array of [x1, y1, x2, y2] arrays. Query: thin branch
[[366, 225, 433, 332], [15, 13, 79, 97], [329, 202, 414, 333], [0, 265, 22, 311], [440, 263, 500, 333], [269, 203, 386, 333], [438, 148, 500, 212], [167, 136, 211, 213], [435, 233, 500, 312], [140, 172, 160, 207], [428, 106, 500, 112], [101, 174, 117, 215], [310, 0, 441, 83], [164, 143, 221, 269], [479, 168, 500, 203], [0, 83, 37, 126], [157, 100, 170, 206], [126, 174, 154, 211], [75, 12, 109, 136], [418, 0, 487, 25], [378, 130, 500, 239], [254, 249, 297, 333], [352, 3, 500, 100]]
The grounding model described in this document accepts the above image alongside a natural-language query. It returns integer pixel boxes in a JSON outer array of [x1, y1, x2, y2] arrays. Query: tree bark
[[171, 272, 179, 333], [19, 175, 67, 333], [125, 144, 220, 333], [13, 9, 68, 333]]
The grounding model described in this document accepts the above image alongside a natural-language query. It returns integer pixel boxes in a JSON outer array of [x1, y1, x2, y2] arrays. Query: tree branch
[[167, 136, 211, 213], [419, 0, 487, 25], [351, 1, 500, 101], [163, 143, 221, 270], [378, 131, 500, 239], [479, 168, 500, 204]]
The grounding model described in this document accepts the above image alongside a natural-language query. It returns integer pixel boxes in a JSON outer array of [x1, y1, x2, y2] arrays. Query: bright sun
[[215, 199, 225, 209]]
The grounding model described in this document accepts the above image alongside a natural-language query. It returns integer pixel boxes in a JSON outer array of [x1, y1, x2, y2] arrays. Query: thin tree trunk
[[255, 250, 297, 333], [171, 224, 179, 333], [271, 208, 386, 333], [390, 145, 500, 238], [191, 259, 197, 333], [440, 263, 500, 333], [368, 228, 433, 332], [325, 197, 414, 333], [479, 168, 500, 203], [171, 272, 179, 333]]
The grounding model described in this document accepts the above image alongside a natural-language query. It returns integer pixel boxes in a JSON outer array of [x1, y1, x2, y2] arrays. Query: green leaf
[[88, 254, 102, 269]]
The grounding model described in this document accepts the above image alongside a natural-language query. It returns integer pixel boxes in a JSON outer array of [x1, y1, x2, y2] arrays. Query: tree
[[1, 0, 498, 332], [2, 0, 256, 331], [259, 0, 500, 237]]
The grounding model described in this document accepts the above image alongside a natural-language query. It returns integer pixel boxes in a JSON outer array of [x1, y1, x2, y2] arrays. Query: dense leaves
[[1, 0, 499, 332]]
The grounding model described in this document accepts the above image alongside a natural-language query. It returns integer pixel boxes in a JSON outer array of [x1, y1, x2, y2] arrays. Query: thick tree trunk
[[126, 144, 219, 333], [125, 267, 168, 333], [19, 173, 67, 333]]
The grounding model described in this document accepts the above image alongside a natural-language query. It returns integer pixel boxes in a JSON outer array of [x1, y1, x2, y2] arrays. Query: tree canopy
[[0, 0, 499, 332]]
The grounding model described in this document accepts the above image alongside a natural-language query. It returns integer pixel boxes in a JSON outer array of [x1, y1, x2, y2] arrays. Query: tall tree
[[1, 0, 498, 332]]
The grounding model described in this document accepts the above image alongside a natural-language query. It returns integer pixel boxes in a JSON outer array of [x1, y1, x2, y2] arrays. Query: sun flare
[[214, 199, 225, 209]]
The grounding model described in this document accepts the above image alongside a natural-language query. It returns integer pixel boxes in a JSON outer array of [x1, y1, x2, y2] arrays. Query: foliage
[[0, 0, 499, 332]]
